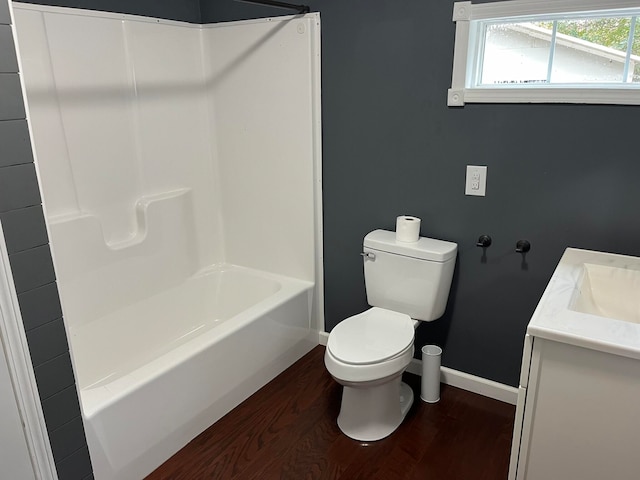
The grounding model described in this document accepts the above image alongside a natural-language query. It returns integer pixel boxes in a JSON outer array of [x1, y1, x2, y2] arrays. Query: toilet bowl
[[324, 229, 457, 442], [324, 307, 416, 441]]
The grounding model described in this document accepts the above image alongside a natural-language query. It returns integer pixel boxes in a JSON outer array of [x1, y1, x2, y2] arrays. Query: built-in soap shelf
[[48, 188, 199, 327], [49, 188, 193, 251]]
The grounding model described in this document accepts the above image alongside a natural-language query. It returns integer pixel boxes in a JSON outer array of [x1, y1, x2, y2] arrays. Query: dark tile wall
[[0, 2, 93, 478], [0, 0, 9, 22]]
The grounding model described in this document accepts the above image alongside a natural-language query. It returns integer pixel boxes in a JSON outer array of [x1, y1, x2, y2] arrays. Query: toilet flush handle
[[360, 252, 376, 260]]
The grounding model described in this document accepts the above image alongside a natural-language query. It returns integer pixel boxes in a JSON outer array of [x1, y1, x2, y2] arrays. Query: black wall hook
[[516, 240, 531, 253], [476, 235, 492, 248]]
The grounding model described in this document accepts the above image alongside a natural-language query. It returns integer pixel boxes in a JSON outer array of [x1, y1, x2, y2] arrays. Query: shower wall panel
[[14, 4, 321, 333], [203, 17, 319, 284], [14, 6, 224, 330]]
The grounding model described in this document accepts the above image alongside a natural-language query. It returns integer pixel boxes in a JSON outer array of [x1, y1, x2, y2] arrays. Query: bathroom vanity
[[508, 248, 640, 480]]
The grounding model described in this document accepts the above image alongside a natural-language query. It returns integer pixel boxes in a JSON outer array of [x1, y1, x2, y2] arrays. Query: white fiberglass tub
[[73, 265, 315, 480]]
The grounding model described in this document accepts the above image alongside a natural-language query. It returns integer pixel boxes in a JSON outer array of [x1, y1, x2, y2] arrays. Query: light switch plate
[[465, 165, 487, 196]]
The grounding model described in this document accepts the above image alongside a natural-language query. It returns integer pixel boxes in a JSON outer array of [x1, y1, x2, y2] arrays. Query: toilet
[[325, 229, 457, 441]]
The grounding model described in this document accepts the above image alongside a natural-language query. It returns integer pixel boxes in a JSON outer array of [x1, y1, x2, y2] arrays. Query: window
[[448, 0, 640, 106]]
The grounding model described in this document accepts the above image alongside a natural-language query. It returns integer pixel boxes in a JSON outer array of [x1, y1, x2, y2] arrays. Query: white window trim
[[448, 0, 640, 106]]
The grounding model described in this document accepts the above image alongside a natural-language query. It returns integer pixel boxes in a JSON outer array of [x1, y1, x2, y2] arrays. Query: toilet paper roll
[[396, 215, 421, 243]]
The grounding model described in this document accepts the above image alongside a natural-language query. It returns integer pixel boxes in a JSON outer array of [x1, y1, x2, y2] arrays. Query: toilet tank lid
[[364, 229, 457, 262]]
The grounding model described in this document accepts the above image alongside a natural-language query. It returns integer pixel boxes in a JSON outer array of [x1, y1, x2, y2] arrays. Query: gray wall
[[201, 0, 281, 20], [204, 0, 640, 386], [19, 0, 201, 22], [1, 3, 92, 478]]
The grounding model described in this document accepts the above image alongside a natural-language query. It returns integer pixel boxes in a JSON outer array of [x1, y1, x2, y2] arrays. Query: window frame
[[448, 0, 640, 106]]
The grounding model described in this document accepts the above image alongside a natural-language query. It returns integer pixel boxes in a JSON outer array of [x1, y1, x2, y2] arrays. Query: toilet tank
[[363, 229, 457, 321]]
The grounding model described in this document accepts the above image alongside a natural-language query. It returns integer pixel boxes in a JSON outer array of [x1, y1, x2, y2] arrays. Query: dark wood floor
[[147, 346, 515, 480]]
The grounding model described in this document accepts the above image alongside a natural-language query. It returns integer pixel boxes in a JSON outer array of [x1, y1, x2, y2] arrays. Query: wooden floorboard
[[147, 346, 515, 480]]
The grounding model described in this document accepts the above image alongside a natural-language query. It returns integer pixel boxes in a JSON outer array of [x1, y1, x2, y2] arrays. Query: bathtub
[[70, 264, 315, 480]]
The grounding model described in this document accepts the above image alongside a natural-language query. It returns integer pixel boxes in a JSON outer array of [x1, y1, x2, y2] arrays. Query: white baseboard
[[318, 331, 517, 405], [407, 358, 517, 405]]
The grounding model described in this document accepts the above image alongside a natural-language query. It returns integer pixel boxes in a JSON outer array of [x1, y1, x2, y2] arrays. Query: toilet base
[[337, 375, 414, 442], [399, 381, 413, 418]]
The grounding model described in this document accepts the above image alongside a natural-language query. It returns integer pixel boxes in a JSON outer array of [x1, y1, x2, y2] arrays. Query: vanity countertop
[[528, 247, 640, 361]]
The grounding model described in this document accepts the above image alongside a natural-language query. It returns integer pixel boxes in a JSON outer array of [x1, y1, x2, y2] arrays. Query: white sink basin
[[571, 263, 640, 324], [527, 248, 640, 361]]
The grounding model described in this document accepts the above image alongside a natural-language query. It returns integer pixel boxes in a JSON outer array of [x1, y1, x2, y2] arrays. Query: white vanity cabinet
[[508, 248, 640, 480], [508, 335, 640, 480]]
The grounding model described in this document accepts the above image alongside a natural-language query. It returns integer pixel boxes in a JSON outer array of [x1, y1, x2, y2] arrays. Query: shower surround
[[13, 4, 322, 479]]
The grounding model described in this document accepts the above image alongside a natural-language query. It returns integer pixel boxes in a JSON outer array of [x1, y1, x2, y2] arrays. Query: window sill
[[447, 86, 640, 106]]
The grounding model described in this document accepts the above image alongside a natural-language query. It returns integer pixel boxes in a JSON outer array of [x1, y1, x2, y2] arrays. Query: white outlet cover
[[465, 165, 487, 196]]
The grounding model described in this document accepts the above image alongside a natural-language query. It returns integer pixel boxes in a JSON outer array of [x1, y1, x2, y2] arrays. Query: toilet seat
[[327, 307, 414, 365], [325, 342, 414, 384]]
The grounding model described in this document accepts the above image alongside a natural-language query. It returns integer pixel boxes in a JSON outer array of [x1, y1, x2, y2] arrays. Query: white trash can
[[421, 345, 442, 403]]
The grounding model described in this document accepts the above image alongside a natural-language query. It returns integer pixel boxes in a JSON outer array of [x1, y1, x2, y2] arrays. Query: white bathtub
[[72, 265, 315, 480]]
